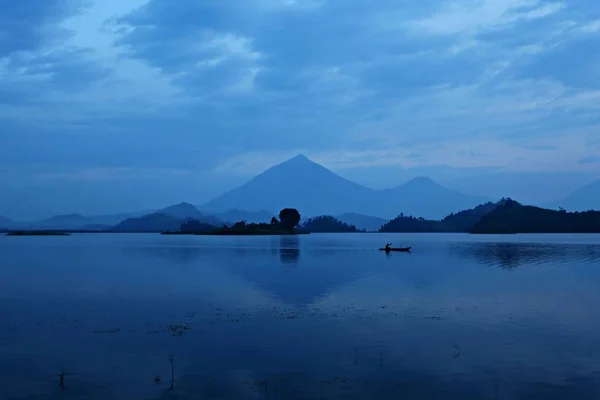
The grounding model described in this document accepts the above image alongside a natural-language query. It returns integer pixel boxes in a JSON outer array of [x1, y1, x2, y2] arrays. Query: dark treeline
[[380, 201, 500, 233], [300, 216, 363, 233], [380, 199, 600, 234], [471, 200, 600, 234], [169, 208, 308, 236]]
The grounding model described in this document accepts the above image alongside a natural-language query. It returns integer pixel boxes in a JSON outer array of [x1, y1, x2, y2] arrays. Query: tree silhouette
[[279, 208, 301, 231]]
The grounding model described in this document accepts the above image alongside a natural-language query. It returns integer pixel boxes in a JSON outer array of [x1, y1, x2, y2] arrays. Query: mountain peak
[[174, 202, 195, 207], [402, 176, 440, 188], [281, 154, 314, 166], [259, 153, 331, 177]]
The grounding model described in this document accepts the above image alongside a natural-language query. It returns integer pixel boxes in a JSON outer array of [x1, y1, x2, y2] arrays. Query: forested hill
[[470, 200, 600, 234]]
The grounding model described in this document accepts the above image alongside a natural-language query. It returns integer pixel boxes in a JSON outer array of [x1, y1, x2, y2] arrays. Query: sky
[[1, 0, 600, 219]]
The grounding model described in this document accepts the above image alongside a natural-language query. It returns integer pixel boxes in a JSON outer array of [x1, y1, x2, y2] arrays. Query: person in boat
[[385, 243, 392, 251]]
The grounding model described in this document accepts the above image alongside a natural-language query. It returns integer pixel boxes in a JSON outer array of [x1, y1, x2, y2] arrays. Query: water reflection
[[279, 236, 300, 264], [3, 234, 600, 399], [449, 242, 600, 269]]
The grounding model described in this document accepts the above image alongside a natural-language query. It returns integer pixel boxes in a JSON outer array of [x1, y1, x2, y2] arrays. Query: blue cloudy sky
[[1, 0, 600, 218]]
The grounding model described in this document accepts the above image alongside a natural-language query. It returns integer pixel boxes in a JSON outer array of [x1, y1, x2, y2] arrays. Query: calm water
[[1, 233, 600, 399]]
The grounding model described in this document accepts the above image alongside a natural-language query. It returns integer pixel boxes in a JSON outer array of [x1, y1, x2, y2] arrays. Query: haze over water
[[1, 233, 600, 399]]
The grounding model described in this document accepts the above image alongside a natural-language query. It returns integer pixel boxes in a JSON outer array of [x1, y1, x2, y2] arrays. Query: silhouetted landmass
[[470, 199, 600, 234], [379, 214, 441, 233], [336, 213, 388, 231], [380, 201, 505, 232], [6, 230, 70, 236], [440, 201, 504, 231], [167, 208, 308, 236], [169, 219, 219, 234], [110, 213, 185, 233], [301, 216, 363, 233], [159, 202, 223, 226]]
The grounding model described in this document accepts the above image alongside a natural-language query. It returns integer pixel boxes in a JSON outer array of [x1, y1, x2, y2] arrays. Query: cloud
[[2, 0, 600, 216], [213, 130, 600, 176], [0, 0, 89, 57], [579, 155, 600, 164], [406, 0, 565, 36]]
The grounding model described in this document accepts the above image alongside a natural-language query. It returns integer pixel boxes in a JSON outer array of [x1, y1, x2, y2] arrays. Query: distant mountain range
[[335, 213, 388, 232], [1, 155, 598, 231], [545, 179, 600, 211], [202, 155, 492, 220], [109, 213, 188, 233]]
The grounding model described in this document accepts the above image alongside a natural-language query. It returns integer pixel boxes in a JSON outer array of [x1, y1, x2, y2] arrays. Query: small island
[[163, 208, 309, 236], [6, 230, 71, 236]]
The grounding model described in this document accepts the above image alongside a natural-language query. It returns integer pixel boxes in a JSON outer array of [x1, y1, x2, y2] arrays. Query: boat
[[379, 247, 411, 252]]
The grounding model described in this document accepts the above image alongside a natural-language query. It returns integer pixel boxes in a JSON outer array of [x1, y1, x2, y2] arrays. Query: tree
[[232, 221, 247, 229], [271, 217, 279, 225], [279, 208, 301, 231]]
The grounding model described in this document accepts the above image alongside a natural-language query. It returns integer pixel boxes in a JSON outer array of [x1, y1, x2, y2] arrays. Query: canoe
[[379, 247, 411, 252]]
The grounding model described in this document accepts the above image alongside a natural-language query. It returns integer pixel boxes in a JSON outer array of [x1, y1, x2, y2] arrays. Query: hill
[[0, 215, 16, 230], [301, 216, 362, 233], [379, 214, 441, 233], [440, 201, 503, 231], [336, 213, 387, 232], [158, 202, 223, 225], [378, 177, 491, 219], [548, 179, 600, 211], [470, 200, 600, 234], [470, 199, 600, 234], [379, 201, 503, 233], [18, 211, 146, 230], [109, 213, 186, 233], [204, 155, 492, 219]]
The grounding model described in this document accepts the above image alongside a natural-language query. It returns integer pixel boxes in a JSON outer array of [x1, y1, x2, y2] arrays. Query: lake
[[1, 233, 600, 399]]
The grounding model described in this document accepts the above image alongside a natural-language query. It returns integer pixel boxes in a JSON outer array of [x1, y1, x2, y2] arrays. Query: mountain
[[470, 199, 600, 234], [378, 177, 491, 219], [0, 215, 17, 230], [548, 179, 600, 211], [203, 155, 377, 217], [336, 213, 388, 232], [109, 213, 185, 233], [203, 155, 493, 219], [34, 214, 91, 230], [440, 201, 503, 232], [158, 202, 222, 225], [379, 201, 503, 232], [18, 211, 145, 230]]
